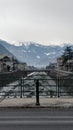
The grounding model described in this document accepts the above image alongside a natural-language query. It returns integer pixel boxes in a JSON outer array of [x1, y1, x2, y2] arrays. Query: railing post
[[20, 78, 23, 98], [36, 80, 40, 105], [57, 77, 60, 98]]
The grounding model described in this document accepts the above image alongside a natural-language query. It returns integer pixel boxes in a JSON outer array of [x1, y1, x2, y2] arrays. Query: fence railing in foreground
[[0, 77, 73, 105]]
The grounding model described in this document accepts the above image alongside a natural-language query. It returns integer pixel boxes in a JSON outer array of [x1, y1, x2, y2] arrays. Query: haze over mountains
[[0, 39, 72, 67]]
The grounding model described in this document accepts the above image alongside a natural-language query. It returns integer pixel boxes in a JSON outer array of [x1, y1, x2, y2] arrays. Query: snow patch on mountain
[[36, 56, 40, 59], [44, 53, 51, 56], [44, 52, 56, 56], [11, 41, 22, 46], [22, 50, 26, 52]]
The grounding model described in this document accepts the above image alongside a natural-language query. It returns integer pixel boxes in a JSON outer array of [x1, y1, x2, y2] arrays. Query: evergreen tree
[[62, 46, 73, 65]]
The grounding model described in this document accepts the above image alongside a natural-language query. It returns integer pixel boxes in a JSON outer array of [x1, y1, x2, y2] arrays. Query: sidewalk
[[0, 97, 73, 108]]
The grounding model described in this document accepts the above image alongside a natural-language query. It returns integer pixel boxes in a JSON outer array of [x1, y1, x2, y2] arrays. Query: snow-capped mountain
[[0, 39, 71, 67]]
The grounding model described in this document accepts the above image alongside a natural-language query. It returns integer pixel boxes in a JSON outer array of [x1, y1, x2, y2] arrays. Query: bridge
[[23, 69, 51, 73], [22, 69, 51, 76]]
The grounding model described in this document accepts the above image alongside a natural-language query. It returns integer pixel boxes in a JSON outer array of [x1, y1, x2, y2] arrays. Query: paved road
[[0, 109, 73, 130]]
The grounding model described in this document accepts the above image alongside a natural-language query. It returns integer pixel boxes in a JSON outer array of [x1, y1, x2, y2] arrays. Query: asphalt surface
[[0, 109, 73, 130]]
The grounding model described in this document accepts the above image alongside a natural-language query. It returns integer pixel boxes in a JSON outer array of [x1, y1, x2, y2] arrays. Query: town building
[[17, 62, 27, 71], [0, 55, 18, 72], [57, 57, 64, 70]]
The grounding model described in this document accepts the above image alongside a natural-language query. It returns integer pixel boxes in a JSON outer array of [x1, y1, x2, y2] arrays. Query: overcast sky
[[0, 0, 73, 45]]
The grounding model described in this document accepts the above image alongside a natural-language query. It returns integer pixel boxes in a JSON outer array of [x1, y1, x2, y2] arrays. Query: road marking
[[0, 116, 73, 119], [0, 116, 73, 125], [0, 120, 73, 125]]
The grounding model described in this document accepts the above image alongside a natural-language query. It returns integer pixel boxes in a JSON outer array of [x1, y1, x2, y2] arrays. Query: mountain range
[[0, 39, 72, 67]]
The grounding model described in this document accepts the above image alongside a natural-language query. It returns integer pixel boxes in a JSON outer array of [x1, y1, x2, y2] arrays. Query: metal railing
[[0, 77, 73, 105]]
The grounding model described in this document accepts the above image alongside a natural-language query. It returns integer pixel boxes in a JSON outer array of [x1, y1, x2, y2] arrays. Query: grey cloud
[[0, 0, 73, 44]]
